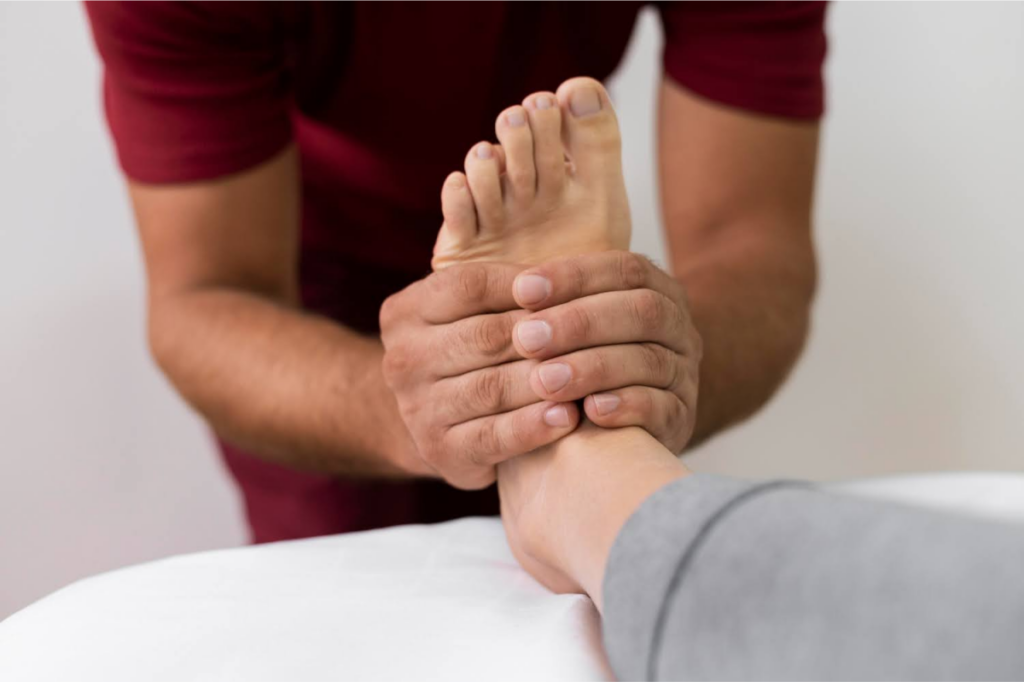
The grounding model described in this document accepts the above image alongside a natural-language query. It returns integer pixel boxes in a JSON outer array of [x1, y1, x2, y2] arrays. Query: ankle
[[533, 423, 688, 601]]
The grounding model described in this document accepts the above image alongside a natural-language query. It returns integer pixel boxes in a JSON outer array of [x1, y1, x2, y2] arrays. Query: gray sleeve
[[601, 473, 1024, 681]]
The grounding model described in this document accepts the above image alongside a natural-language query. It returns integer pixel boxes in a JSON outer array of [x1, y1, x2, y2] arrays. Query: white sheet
[[2, 472, 1022, 681]]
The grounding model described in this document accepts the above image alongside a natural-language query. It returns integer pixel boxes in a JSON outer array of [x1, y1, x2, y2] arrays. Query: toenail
[[538, 363, 572, 393], [447, 174, 464, 189], [506, 109, 526, 127], [569, 86, 602, 118], [475, 143, 493, 160], [535, 95, 554, 110], [516, 320, 552, 353], [515, 274, 551, 305], [543, 404, 571, 428]]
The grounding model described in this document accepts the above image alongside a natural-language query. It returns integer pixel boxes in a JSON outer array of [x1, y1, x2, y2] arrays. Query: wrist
[[350, 337, 431, 477]]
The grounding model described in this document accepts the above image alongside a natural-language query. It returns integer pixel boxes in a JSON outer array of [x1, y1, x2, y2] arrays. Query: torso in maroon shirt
[[85, 1, 826, 542]]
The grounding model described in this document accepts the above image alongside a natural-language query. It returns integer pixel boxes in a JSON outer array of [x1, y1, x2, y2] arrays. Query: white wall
[[1, 3, 1022, 621], [0, 5, 247, 621], [612, 3, 1024, 481]]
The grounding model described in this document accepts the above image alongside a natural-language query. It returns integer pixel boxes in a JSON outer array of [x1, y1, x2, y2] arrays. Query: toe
[[434, 172, 477, 268], [555, 77, 622, 183], [440, 171, 477, 242], [523, 92, 566, 197], [495, 105, 536, 202], [464, 141, 505, 235]]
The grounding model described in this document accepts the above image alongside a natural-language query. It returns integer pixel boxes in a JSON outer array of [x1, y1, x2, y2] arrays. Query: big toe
[[555, 77, 622, 182]]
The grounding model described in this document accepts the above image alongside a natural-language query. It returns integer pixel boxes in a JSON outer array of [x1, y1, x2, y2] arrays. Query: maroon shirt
[[85, 1, 827, 543]]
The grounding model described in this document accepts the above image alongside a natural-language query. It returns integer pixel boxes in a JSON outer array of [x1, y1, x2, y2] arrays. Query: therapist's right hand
[[379, 262, 581, 490]]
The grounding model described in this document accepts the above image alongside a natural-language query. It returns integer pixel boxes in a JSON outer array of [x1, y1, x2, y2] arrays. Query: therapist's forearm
[[657, 79, 819, 448], [676, 233, 816, 445], [148, 287, 424, 477]]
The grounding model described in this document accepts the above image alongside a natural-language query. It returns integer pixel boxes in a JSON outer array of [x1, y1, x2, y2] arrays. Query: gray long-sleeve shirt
[[602, 474, 1024, 681]]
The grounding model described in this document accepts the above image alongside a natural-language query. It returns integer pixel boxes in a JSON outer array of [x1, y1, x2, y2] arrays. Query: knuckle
[[470, 315, 513, 358], [441, 264, 490, 306], [629, 289, 668, 335], [586, 349, 612, 385], [380, 347, 412, 385], [634, 388, 657, 421], [469, 422, 503, 463], [565, 257, 589, 297], [617, 251, 649, 290], [456, 265, 489, 304], [505, 411, 535, 451], [664, 393, 685, 429], [640, 343, 673, 386], [466, 368, 507, 414], [560, 305, 593, 343], [664, 398, 689, 453]]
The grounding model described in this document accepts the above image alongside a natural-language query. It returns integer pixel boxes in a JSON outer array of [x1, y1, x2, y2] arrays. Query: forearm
[[656, 79, 819, 446], [675, 232, 816, 445], [148, 287, 421, 477]]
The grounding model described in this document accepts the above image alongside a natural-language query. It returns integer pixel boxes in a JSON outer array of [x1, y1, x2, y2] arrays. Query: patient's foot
[[431, 78, 681, 599], [431, 77, 631, 269]]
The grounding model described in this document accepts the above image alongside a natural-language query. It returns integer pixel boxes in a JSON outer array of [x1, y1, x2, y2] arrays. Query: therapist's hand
[[380, 262, 581, 490], [379, 251, 702, 490], [510, 251, 702, 455]]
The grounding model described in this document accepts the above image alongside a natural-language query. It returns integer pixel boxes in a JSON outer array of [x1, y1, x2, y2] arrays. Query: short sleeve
[[84, 1, 294, 184], [657, 1, 828, 119]]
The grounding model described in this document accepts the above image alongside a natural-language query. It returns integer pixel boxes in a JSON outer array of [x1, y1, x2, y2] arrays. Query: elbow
[[145, 296, 185, 386]]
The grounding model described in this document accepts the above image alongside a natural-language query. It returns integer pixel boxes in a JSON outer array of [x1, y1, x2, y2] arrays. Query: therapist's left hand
[[511, 250, 702, 454]]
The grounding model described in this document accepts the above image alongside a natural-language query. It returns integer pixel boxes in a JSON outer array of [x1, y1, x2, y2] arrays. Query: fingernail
[[569, 85, 602, 118], [516, 320, 552, 353], [543, 405, 571, 427], [475, 143, 493, 159], [592, 393, 621, 416], [506, 108, 526, 127], [537, 363, 572, 393], [535, 95, 554, 110], [515, 274, 551, 305]]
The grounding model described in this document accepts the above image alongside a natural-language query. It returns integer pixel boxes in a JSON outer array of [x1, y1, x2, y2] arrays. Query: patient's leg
[[431, 77, 688, 595], [431, 78, 1024, 682]]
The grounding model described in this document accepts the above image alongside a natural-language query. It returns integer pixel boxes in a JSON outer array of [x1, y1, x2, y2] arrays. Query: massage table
[[2, 473, 1022, 681]]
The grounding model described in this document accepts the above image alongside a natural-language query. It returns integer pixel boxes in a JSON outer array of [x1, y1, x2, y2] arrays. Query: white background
[[1, 3, 1022, 621]]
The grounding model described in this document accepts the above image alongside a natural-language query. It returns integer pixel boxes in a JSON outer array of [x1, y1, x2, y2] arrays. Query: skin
[[132, 76, 817, 487], [425, 77, 692, 602], [384, 78, 819, 485], [132, 148, 423, 477], [383, 81, 701, 488], [498, 423, 689, 609], [656, 79, 819, 443]]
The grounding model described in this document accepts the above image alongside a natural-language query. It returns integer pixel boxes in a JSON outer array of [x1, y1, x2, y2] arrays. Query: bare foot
[[431, 78, 681, 597], [431, 77, 631, 269]]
